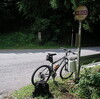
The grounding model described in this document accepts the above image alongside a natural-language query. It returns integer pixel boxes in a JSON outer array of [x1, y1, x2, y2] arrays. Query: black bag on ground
[[32, 80, 53, 98]]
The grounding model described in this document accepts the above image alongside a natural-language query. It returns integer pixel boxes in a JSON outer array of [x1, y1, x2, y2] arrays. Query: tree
[[0, 0, 31, 33], [17, 0, 50, 18], [17, 0, 100, 30]]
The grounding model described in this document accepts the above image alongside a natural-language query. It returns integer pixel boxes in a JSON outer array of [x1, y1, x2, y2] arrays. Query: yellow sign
[[75, 6, 88, 21]]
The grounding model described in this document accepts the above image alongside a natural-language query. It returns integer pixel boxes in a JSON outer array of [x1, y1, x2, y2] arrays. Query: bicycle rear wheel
[[60, 63, 73, 79], [31, 65, 51, 85]]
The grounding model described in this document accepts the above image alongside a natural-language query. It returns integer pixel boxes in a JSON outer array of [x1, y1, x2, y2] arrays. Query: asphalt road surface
[[0, 47, 100, 98]]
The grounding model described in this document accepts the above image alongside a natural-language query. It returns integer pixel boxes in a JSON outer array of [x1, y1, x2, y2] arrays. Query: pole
[[38, 32, 42, 41], [71, 29, 74, 47], [74, 6, 88, 82], [74, 22, 82, 81], [77, 21, 82, 79]]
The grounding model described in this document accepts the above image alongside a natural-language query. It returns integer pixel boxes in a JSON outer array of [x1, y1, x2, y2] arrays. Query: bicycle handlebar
[[62, 48, 77, 55]]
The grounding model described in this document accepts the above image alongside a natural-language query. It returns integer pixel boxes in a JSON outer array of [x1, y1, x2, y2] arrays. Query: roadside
[[0, 47, 100, 99], [82, 61, 100, 68], [2, 65, 100, 99]]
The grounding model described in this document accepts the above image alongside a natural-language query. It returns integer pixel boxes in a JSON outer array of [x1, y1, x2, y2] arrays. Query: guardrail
[[80, 54, 100, 65]]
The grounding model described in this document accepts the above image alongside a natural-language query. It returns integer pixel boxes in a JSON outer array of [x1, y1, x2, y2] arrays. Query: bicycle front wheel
[[60, 63, 73, 79], [31, 65, 51, 85]]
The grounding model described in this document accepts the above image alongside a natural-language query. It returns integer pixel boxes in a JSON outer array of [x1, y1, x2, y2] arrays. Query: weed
[[74, 67, 100, 99]]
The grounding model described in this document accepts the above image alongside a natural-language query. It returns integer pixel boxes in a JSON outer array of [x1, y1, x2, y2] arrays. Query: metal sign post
[[74, 6, 88, 80], [77, 21, 82, 77]]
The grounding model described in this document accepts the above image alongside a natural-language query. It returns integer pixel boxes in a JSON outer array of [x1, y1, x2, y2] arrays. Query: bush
[[75, 68, 100, 99], [0, 32, 36, 48]]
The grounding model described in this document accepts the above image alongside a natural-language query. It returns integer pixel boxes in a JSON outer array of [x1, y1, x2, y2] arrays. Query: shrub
[[0, 32, 36, 48], [75, 68, 100, 99]]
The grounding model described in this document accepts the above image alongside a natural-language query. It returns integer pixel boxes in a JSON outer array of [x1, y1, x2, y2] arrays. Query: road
[[0, 47, 100, 98]]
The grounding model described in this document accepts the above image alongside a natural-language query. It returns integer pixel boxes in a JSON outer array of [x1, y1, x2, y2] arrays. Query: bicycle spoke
[[60, 64, 73, 79], [31, 65, 51, 85]]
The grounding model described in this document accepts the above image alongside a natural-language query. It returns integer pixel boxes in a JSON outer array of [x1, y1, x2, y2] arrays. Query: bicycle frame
[[48, 50, 77, 71], [50, 55, 68, 72]]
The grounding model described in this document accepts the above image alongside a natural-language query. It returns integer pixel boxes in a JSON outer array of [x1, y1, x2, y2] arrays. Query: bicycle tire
[[60, 63, 73, 79], [31, 65, 51, 85]]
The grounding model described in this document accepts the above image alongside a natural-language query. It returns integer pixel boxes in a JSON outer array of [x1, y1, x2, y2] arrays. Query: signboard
[[74, 6, 88, 80], [75, 6, 88, 21]]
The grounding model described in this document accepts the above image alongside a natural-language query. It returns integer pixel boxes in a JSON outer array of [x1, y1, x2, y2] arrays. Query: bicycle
[[31, 48, 77, 85]]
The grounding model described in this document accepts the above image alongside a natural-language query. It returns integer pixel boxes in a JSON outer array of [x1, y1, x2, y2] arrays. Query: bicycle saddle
[[48, 53, 57, 56]]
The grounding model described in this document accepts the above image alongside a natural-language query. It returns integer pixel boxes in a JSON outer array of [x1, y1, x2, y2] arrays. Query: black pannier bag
[[32, 80, 53, 98]]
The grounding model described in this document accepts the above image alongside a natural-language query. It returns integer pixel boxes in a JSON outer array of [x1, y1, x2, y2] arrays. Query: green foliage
[[0, 32, 36, 48], [30, 9, 73, 45], [17, 0, 100, 32], [32, 18, 50, 32], [83, 21, 90, 31], [75, 68, 100, 99], [47, 13, 73, 45], [71, 0, 78, 9], [17, 0, 50, 17], [0, 0, 100, 47], [50, 0, 58, 9], [50, 0, 67, 9]]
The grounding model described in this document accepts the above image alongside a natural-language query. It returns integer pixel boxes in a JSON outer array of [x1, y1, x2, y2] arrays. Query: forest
[[0, 0, 100, 48]]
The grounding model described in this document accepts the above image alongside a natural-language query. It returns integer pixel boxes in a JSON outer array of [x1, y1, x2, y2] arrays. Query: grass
[[6, 79, 76, 99], [0, 44, 60, 49], [3, 65, 100, 99], [0, 32, 72, 49], [0, 42, 72, 49], [80, 54, 100, 65]]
